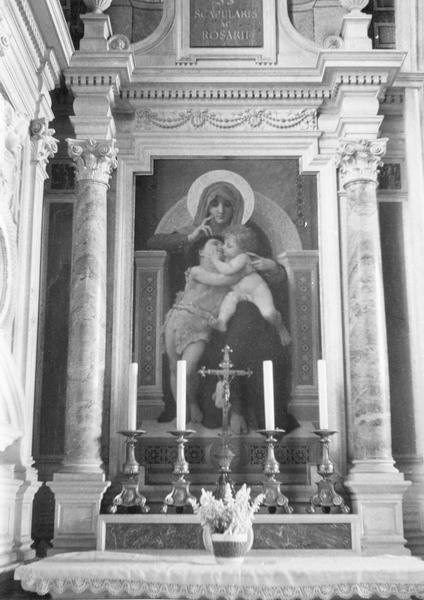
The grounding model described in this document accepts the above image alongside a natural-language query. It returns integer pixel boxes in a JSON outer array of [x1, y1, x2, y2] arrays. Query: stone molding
[[132, 0, 174, 55], [13, 0, 60, 88], [16, 0, 47, 66], [0, 95, 27, 331], [336, 138, 388, 189], [30, 119, 58, 174], [67, 138, 118, 186], [0, 15, 10, 56], [135, 107, 318, 131], [121, 71, 387, 104]]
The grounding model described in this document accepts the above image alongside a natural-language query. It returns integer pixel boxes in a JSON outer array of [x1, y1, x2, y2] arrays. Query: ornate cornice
[[30, 119, 58, 173], [336, 138, 388, 189], [119, 71, 387, 104], [67, 139, 118, 186], [135, 107, 318, 131]]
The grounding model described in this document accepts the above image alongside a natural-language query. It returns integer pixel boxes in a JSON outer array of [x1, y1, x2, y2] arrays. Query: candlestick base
[[108, 430, 150, 514], [307, 429, 350, 514], [257, 429, 293, 514], [162, 430, 196, 513]]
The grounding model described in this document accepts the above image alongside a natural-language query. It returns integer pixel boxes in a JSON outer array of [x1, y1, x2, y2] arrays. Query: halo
[[187, 170, 255, 224]]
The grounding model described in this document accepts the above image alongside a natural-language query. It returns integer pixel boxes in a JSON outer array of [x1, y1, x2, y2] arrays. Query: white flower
[[192, 484, 264, 535]]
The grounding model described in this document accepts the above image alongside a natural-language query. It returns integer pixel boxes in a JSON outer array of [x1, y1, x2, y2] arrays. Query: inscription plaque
[[190, 0, 263, 48]]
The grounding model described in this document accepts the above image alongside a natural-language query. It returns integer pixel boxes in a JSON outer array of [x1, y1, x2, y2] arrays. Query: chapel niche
[[132, 158, 320, 485]]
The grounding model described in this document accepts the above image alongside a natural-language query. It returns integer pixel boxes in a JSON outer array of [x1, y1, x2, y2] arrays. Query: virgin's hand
[[187, 216, 213, 242], [280, 327, 292, 346], [248, 254, 277, 272]]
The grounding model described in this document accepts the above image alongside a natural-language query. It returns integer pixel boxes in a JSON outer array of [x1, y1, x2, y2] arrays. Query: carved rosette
[[336, 138, 387, 191], [67, 138, 118, 187], [30, 119, 58, 173]]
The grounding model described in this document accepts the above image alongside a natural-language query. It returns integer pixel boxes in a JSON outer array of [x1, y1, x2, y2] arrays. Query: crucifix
[[198, 344, 252, 498]]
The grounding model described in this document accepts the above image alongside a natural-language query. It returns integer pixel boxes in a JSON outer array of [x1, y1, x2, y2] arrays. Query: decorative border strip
[[135, 108, 318, 131], [15, 573, 424, 600], [138, 441, 310, 466]]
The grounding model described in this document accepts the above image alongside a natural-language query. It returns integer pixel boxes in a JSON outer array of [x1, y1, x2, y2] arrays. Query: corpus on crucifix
[[198, 344, 252, 498]]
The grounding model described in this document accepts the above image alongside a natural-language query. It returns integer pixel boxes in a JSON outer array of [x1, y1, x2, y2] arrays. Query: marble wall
[[379, 202, 415, 458], [35, 202, 73, 476]]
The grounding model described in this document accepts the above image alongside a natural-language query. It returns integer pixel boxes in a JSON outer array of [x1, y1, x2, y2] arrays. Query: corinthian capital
[[30, 119, 58, 171], [67, 138, 118, 186], [336, 138, 388, 189]]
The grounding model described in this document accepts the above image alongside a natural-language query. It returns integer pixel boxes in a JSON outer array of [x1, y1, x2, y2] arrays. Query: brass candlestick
[[258, 429, 293, 513], [162, 430, 196, 513], [108, 430, 150, 514], [199, 345, 252, 499], [307, 429, 350, 514]]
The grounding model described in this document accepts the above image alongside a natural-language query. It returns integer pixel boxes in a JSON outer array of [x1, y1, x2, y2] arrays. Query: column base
[[345, 460, 411, 555], [13, 467, 41, 562], [48, 472, 110, 553], [0, 466, 20, 569]]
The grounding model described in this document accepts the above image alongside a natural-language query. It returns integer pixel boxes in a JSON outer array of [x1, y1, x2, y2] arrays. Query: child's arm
[[190, 266, 241, 287], [211, 254, 249, 275]]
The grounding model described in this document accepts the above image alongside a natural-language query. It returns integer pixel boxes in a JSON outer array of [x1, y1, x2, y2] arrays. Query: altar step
[[98, 513, 361, 553]]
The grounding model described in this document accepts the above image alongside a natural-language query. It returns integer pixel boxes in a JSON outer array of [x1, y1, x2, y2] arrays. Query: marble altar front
[[98, 513, 360, 553]]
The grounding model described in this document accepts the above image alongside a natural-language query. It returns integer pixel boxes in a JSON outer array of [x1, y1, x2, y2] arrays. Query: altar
[[14, 550, 424, 599], [16, 0, 421, 583]]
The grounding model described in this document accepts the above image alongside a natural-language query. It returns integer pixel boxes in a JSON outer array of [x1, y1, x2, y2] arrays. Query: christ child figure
[[210, 225, 291, 347], [163, 237, 241, 424]]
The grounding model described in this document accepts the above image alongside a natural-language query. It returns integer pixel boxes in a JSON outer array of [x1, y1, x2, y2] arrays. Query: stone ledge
[[98, 513, 360, 552]]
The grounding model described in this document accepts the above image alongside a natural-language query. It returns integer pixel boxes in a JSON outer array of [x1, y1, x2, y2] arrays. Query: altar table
[[14, 549, 424, 600]]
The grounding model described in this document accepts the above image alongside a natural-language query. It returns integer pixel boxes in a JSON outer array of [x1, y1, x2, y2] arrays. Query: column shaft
[[338, 138, 410, 555], [63, 178, 107, 471], [345, 179, 392, 461], [61, 139, 117, 473]]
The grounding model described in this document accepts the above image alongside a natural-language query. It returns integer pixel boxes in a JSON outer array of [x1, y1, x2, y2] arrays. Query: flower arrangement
[[192, 483, 264, 536]]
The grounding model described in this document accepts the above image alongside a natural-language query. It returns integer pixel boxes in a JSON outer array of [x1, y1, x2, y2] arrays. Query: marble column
[[48, 138, 117, 551], [338, 138, 410, 555]]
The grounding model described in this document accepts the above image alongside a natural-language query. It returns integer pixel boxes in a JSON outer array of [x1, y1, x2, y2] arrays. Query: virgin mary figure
[[147, 170, 298, 434]]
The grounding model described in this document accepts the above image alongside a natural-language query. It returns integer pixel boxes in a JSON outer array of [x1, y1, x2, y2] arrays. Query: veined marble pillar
[[49, 139, 117, 551], [338, 139, 410, 555]]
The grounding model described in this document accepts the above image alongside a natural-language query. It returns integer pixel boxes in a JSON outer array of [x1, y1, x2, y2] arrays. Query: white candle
[[128, 362, 138, 430], [317, 359, 329, 430], [263, 360, 275, 431], [176, 360, 187, 430]]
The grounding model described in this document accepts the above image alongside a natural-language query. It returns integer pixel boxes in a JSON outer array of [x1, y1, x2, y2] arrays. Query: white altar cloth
[[14, 549, 424, 600]]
